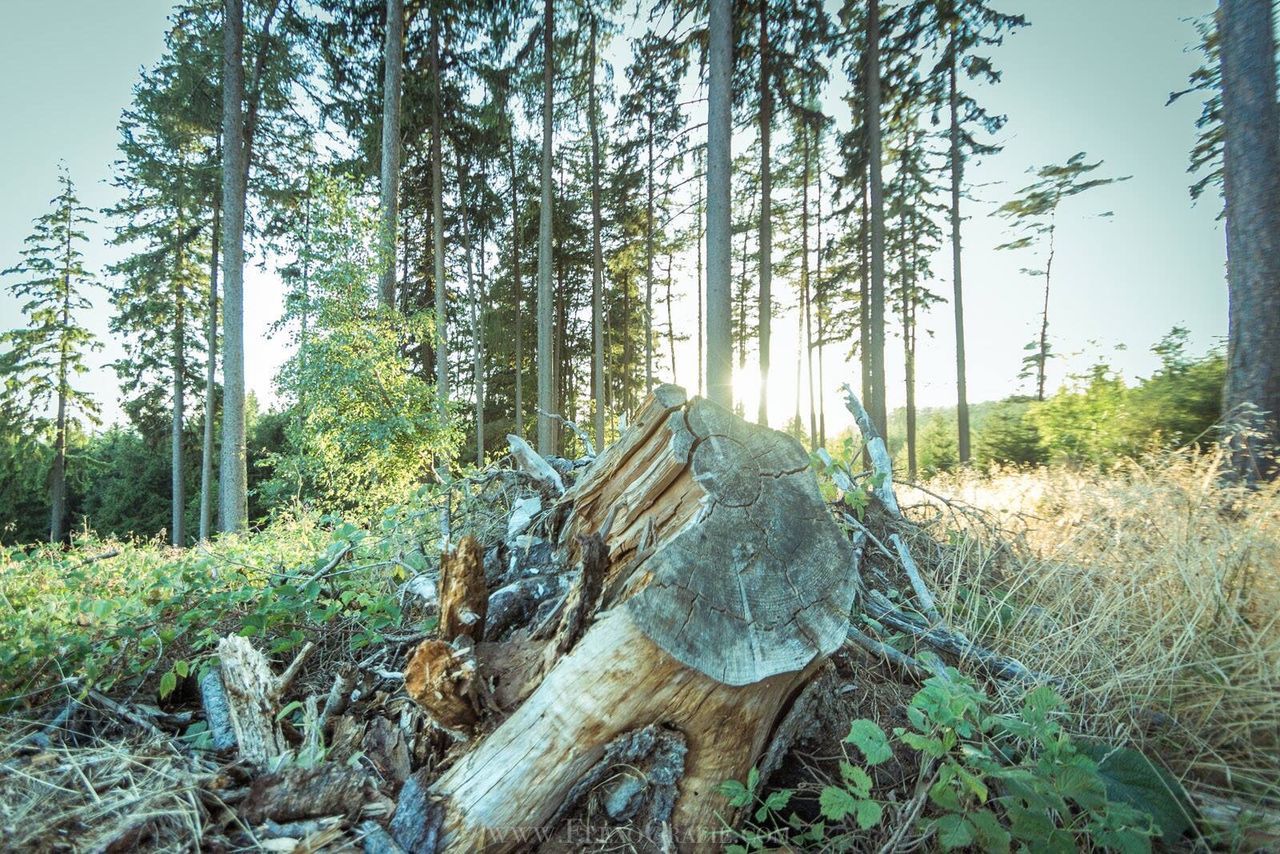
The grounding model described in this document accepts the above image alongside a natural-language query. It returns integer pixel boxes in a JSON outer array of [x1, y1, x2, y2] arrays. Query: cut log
[[397, 385, 858, 852]]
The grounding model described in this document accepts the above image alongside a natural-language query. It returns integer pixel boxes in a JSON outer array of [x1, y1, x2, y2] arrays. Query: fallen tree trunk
[[393, 385, 859, 852]]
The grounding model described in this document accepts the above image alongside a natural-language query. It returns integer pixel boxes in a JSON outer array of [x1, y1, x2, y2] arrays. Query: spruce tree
[[1, 168, 102, 544]]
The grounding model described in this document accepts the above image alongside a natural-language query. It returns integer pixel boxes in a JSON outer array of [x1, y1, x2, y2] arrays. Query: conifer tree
[[1, 168, 102, 543], [996, 153, 1129, 400]]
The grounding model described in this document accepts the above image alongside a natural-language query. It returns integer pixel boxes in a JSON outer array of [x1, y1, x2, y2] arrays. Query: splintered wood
[[396, 385, 858, 852]]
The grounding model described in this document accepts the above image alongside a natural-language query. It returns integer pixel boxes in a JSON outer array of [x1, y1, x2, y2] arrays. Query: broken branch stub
[[405, 385, 858, 851]]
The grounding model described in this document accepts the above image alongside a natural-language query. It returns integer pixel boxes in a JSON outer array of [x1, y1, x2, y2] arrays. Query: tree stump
[[394, 385, 858, 852]]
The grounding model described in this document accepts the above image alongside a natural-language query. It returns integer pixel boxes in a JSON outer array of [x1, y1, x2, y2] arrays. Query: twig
[[535, 408, 596, 457], [845, 626, 929, 680], [863, 591, 1062, 687], [840, 384, 902, 519], [276, 641, 317, 696], [890, 534, 943, 626]]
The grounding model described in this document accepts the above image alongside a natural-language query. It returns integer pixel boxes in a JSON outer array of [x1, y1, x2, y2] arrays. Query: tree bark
[[509, 125, 524, 439], [431, 19, 448, 418], [199, 153, 220, 542], [803, 119, 817, 448], [865, 0, 888, 438], [537, 0, 556, 454], [589, 14, 605, 451], [218, 0, 248, 533], [696, 148, 705, 398], [1221, 0, 1280, 479], [455, 149, 484, 462], [378, 0, 404, 308], [172, 218, 187, 547], [645, 117, 656, 394], [396, 386, 857, 852], [51, 217, 71, 545], [949, 51, 971, 464], [757, 0, 772, 427], [706, 0, 734, 410]]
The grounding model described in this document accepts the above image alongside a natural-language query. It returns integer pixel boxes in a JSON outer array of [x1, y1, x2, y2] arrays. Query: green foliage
[[974, 400, 1047, 467], [725, 670, 1186, 852], [268, 176, 458, 516], [1, 167, 103, 439], [0, 497, 446, 706]]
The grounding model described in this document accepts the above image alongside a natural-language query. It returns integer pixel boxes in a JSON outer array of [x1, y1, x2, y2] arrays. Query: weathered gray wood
[[217, 636, 288, 765], [414, 386, 854, 851], [624, 396, 857, 686], [200, 667, 237, 750], [507, 434, 564, 494], [841, 383, 901, 518]]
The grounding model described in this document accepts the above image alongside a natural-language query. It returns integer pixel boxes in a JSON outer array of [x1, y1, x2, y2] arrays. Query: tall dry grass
[[905, 446, 1280, 817]]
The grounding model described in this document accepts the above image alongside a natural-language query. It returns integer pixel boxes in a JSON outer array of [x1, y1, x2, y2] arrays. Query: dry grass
[[904, 446, 1280, 817], [0, 708, 217, 851]]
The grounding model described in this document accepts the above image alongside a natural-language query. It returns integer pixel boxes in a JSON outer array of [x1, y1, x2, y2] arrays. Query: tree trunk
[[949, 50, 971, 464], [456, 149, 483, 463], [508, 126, 523, 439], [696, 148, 705, 398], [172, 228, 187, 547], [431, 20, 448, 420], [378, 0, 404, 308], [218, 0, 248, 534], [757, 0, 772, 427], [1221, 0, 1280, 479], [537, 0, 556, 454], [394, 386, 857, 852], [815, 147, 826, 448], [51, 251, 70, 545], [589, 14, 605, 451], [665, 247, 677, 380], [705, 0, 734, 410], [903, 220, 917, 481], [865, 0, 888, 438], [859, 176, 871, 411], [1036, 222, 1054, 402], [645, 120, 656, 395], [199, 183, 219, 542], [803, 120, 817, 448]]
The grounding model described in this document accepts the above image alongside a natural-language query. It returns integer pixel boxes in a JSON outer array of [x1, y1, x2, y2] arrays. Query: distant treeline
[[873, 328, 1225, 477], [1, 329, 1223, 545]]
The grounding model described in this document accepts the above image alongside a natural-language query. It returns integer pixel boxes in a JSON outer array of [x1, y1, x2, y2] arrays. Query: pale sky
[[0, 0, 1225, 436]]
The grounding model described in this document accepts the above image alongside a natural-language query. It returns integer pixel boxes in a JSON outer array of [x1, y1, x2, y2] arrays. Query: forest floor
[[0, 445, 1277, 851]]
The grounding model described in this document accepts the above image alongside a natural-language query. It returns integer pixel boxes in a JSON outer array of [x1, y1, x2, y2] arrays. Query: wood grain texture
[[399, 386, 855, 851]]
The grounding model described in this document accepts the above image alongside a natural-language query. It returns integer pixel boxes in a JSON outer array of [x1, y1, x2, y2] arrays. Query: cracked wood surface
[[563, 384, 857, 685], [400, 386, 857, 852]]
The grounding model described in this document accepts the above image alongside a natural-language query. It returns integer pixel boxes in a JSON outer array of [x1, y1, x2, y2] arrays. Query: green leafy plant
[[724, 670, 1187, 852]]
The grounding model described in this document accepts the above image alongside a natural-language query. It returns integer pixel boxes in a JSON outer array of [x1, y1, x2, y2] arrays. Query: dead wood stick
[[536, 407, 596, 457], [506, 434, 565, 494], [85, 689, 167, 739], [300, 542, 355, 587], [890, 533, 944, 626], [863, 591, 1061, 687], [845, 625, 930, 680], [200, 668, 237, 750], [318, 666, 357, 735], [73, 548, 120, 568], [277, 641, 317, 696], [841, 383, 902, 519]]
